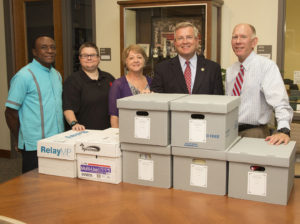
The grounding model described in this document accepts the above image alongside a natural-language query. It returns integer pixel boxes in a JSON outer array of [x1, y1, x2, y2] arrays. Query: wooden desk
[[0, 170, 299, 224]]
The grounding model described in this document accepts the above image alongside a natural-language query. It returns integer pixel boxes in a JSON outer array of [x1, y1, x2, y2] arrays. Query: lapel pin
[[201, 68, 205, 71]]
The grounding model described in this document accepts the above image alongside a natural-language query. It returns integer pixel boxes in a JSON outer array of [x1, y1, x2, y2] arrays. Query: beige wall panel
[[221, 0, 278, 69], [95, 0, 279, 77], [95, 0, 125, 79], [0, 0, 11, 151], [285, 0, 300, 82]]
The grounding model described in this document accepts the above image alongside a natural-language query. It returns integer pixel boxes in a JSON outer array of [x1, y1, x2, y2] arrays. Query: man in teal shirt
[[5, 36, 64, 173]]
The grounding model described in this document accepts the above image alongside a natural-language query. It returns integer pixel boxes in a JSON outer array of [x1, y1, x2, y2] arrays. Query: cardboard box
[[227, 137, 296, 205], [38, 157, 77, 178], [121, 143, 172, 188], [291, 122, 300, 153], [170, 94, 240, 151], [102, 128, 119, 135], [75, 129, 120, 157], [172, 138, 240, 195], [37, 130, 98, 160], [117, 93, 186, 146], [77, 154, 122, 184]]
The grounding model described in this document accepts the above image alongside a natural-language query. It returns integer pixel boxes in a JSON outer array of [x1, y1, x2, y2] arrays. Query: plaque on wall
[[100, 48, 111, 61]]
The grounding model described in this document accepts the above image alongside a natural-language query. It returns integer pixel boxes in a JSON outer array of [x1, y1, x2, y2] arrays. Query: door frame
[[11, 0, 64, 77]]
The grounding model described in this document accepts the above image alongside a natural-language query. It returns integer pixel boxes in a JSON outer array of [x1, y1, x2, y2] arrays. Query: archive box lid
[[170, 94, 240, 114], [117, 93, 186, 111], [227, 137, 296, 167], [172, 137, 241, 160], [172, 146, 227, 160], [121, 143, 171, 155]]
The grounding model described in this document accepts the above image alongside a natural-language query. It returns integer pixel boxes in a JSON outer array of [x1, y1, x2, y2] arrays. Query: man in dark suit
[[151, 22, 224, 95]]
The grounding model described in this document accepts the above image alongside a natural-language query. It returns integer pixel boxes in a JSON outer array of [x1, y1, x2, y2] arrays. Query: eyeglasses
[[176, 35, 195, 42], [80, 54, 99, 59]]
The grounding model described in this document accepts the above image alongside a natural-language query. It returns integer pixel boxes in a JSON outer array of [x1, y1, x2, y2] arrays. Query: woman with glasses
[[63, 42, 115, 131], [109, 44, 151, 128]]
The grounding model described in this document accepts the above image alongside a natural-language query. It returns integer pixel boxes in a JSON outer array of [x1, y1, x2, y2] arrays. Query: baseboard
[[0, 149, 11, 158]]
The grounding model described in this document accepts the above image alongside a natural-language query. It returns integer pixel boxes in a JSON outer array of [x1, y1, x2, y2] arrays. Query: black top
[[150, 55, 224, 95], [63, 68, 115, 130]]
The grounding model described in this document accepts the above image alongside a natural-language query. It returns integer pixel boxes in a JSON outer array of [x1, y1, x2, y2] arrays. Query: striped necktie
[[232, 64, 244, 96], [184, 61, 191, 94]]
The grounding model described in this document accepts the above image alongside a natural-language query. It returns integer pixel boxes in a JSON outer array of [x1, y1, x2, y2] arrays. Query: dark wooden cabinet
[[117, 0, 223, 76]]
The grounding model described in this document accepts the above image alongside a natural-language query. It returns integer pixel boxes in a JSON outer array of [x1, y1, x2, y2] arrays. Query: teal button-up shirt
[[6, 59, 64, 151]]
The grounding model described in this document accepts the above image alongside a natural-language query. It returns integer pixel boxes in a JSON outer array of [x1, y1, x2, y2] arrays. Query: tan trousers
[[238, 125, 270, 138]]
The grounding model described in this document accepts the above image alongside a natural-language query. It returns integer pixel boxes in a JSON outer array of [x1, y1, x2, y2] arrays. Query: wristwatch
[[70, 120, 78, 128], [277, 127, 290, 137]]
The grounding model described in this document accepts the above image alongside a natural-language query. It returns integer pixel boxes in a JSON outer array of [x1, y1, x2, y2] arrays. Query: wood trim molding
[[0, 149, 11, 158], [216, 6, 221, 63], [206, 2, 212, 59], [118, 0, 223, 7], [119, 5, 125, 76], [53, 0, 64, 79], [12, 0, 27, 73]]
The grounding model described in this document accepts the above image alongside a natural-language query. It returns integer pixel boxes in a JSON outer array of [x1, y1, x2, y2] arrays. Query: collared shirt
[[6, 59, 64, 151], [178, 53, 197, 92], [226, 51, 293, 129], [63, 68, 115, 130]]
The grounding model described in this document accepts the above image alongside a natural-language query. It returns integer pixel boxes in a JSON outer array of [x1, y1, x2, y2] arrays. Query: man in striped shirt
[[226, 24, 293, 145], [5, 36, 64, 173]]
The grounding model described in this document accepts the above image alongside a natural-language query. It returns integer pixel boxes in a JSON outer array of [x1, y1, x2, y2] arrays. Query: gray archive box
[[121, 143, 172, 188], [227, 137, 296, 205], [170, 94, 240, 151], [118, 93, 186, 146], [172, 137, 240, 195]]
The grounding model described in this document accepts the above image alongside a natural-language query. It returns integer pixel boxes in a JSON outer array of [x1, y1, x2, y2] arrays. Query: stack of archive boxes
[[37, 128, 122, 184], [170, 94, 240, 195], [117, 93, 186, 188]]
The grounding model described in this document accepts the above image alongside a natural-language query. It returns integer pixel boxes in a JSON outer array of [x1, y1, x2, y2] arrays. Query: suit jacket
[[150, 55, 224, 95]]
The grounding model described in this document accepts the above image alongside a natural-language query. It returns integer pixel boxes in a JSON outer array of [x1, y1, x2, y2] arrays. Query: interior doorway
[[12, 0, 64, 77], [7, 0, 95, 80], [2, 0, 95, 159]]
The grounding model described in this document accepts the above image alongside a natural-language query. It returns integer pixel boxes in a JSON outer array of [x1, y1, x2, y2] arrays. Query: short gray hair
[[233, 23, 256, 38], [248, 24, 256, 38], [174, 22, 199, 39]]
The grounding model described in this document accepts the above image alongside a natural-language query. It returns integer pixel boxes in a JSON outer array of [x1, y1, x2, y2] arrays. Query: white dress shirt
[[226, 51, 293, 129], [178, 54, 197, 92]]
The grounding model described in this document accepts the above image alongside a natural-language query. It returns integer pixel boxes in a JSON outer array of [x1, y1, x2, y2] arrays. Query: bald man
[[226, 23, 293, 145]]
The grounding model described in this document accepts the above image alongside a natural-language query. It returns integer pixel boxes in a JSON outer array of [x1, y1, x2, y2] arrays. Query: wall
[[284, 0, 300, 82], [221, 0, 279, 69], [0, 0, 11, 151], [96, 0, 279, 78], [0, 0, 281, 152], [95, 0, 124, 78]]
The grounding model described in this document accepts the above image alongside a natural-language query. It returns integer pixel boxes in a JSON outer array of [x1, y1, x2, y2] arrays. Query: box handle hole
[[250, 166, 265, 171], [191, 114, 205, 119], [136, 111, 149, 116]]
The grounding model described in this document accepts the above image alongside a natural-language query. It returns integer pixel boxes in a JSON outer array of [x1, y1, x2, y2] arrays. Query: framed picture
[[138, 43, 150, 57], [151, 16, 204, 58]]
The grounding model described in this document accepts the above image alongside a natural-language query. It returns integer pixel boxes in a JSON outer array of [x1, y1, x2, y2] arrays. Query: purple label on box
[[80, 164, 111, 174]]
